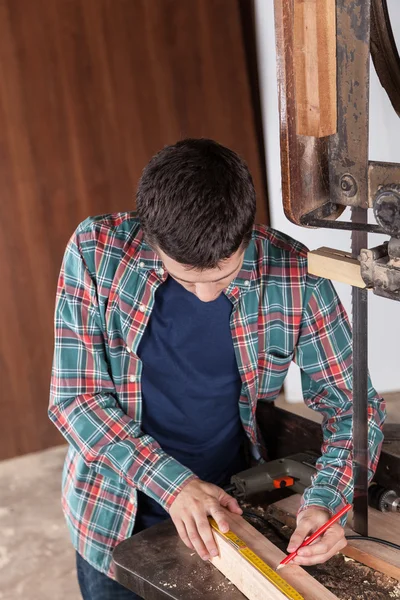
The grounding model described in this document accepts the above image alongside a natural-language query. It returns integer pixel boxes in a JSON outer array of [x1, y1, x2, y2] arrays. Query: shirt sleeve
[[294, 275, 386, 522], [49, 233, 197, 510]]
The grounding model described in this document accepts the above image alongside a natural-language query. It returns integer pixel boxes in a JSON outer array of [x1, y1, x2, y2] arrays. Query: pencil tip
[[276, 564, 283, 571]]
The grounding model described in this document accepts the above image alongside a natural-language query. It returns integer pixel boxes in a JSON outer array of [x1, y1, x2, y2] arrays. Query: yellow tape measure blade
[[208, 518, 304, 600]]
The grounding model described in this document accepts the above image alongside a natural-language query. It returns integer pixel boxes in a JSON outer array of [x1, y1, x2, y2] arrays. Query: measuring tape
[[208, 518, 304, 600]]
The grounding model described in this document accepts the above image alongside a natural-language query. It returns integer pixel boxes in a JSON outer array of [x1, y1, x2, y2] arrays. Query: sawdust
[[243, 509, 400, 600], [159, 567, 236, 595], [204, 579, 234, 593], [159, 580, 178, 589], [309, 553, 400, 600]]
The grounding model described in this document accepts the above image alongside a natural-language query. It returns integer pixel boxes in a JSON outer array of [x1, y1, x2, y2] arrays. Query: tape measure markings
[[208, 518, 304, 600]]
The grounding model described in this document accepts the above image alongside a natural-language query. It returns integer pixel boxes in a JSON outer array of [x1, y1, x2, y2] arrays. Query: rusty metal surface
[[273, 0, 343, 225], [328, 0, 371, 209], [326, 0, 372, 536], [360, 243, 400, 300], [371, 0, 400, 117], [368, 161, 400, 208], [373, 184, 400, 236], [351, 212, 369, 537], [361, 176, 400, 299], [113, 519, 245, 599], [274, 0, 372, 223], [274, 1, 400, 219]]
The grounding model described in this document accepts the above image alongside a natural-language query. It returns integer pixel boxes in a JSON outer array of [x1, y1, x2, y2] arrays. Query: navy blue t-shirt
[[135, 275, 246, 530]]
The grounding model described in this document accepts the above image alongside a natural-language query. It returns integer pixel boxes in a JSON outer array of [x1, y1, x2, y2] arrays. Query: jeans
[[76, 552, 143, 600]]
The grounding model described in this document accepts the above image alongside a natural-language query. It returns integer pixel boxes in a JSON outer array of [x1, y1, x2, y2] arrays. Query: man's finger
[[292, 539, 348, 566], [173, 518, 194, 550], [219, 492, 243, 515], [195, 516, 219, 559], [297, 527, 346, 557], [185, 517, 210, 561], [210, 506, 230, 534], [287, 519, 314, 552]]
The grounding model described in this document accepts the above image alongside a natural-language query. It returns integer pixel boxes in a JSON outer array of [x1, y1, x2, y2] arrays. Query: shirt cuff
[[299, 484, 351, 526], [165, 473, 199, 512], [131, 452, 199, 512]]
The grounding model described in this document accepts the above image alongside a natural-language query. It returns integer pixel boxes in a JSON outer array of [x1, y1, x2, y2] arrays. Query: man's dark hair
[[136, 138, 256, 269]]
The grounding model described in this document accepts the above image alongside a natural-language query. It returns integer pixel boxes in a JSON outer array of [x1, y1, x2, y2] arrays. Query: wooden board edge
[[343, 545, 400, 581], [211, 530, 287, 600], [210, 513, 340, 600], [308, 247, 366, 288]]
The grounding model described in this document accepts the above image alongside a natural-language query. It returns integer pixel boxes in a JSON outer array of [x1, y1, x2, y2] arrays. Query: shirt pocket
[[258, 351, 294, 401]]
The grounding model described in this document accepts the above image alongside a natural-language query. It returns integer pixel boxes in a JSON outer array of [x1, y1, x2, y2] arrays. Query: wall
[[254, 0, 400, 401], [0, 0, 268, 460]]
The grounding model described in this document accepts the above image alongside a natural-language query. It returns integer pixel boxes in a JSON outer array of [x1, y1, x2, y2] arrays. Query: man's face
[[156, 247, 244, 303]]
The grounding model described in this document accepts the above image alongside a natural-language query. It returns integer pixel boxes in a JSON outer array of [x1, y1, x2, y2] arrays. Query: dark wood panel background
[[0, 0, 268, 460]]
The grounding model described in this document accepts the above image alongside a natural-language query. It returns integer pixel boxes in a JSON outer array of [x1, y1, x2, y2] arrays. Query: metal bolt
[[340, 174, 357, 197]]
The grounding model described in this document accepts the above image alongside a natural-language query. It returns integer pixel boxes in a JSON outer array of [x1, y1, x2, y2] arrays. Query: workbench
[[113, 406, 400, 599], [113, 506, 400, 600], [113, 518, 245, 599]]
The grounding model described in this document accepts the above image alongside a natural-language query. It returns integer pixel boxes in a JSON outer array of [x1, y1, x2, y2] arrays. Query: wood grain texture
[[308, 247, 366, 288], [211, 512, 339, 600], [0, 0, 268, 460], [267, 495, 400, 581], [273, 0, 343, 225], [293, 0, 337, 137], [211, 532, 288, 600]]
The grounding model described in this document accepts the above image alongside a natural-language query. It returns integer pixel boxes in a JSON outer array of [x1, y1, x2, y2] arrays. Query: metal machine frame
[[274, 0, 400, 535]]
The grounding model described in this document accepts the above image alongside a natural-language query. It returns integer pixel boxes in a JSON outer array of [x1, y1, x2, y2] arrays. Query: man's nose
[[194, 283, 220, 302]]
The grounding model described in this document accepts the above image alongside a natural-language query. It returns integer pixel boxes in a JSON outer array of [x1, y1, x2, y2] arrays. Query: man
[[49, 138, 386, 600]]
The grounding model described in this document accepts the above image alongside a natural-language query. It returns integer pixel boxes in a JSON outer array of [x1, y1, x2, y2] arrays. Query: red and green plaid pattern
[[49, 212, 386, 576]]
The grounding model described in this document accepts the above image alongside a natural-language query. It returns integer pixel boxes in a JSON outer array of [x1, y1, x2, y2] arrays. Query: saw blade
[[351, 206, 369, 536]]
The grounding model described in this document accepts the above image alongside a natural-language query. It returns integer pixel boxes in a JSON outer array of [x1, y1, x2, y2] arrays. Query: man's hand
[[287, 507, 347, 566], [169, 479, 242, 561]]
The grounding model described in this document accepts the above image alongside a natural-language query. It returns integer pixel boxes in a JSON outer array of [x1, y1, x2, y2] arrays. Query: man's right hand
[[169, 479, 242, 561]]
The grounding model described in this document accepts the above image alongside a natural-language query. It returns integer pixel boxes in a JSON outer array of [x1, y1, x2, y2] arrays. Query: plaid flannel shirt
[[49, 212, 386, 577]]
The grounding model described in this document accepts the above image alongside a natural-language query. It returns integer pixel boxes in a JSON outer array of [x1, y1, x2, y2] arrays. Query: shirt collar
[[136, 232, 164, 274], [226, 237, 257, 294], [136, 230, 257, 291]]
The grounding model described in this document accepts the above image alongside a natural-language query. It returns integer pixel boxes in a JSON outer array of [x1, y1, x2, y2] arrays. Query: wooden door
[[0, 0, 267, 459]]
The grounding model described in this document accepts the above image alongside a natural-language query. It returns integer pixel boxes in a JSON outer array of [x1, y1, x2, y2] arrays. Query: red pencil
[[276, 503, 352, 570]]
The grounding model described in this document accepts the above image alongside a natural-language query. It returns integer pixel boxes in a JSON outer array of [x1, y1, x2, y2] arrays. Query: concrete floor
[[0, 393, 399, 600], [0, 445, 80, 600]]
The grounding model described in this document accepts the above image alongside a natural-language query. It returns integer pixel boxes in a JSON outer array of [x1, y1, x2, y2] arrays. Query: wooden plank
[[210, 511, 339, 600], [343, 542, 400, 581], [211, 532, 288, 600], [293, 0, 337, 137], [308, 247, 366, 288], [267, 495, 400, 581]]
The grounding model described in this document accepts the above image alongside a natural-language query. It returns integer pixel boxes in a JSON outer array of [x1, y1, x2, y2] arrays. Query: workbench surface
[[113, 519, 245, 599], [113, 509, 400, 600]]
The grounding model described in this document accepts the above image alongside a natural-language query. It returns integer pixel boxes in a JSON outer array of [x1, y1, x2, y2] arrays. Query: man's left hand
[[287, 506, 347, 566]]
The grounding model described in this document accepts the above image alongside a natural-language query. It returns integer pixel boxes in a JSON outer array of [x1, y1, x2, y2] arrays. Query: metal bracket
[[360, 240, 400, 300]]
